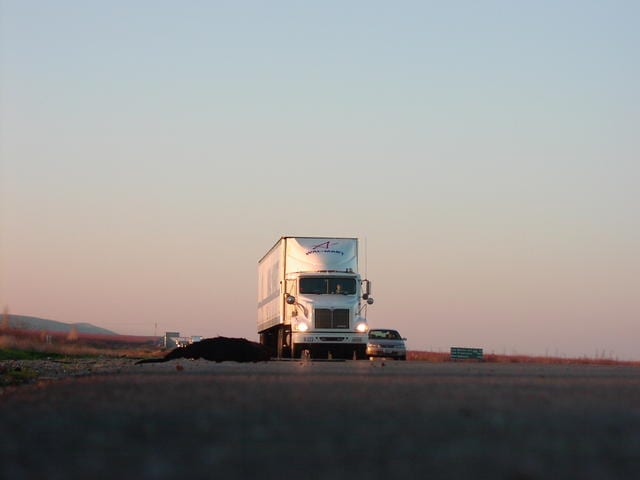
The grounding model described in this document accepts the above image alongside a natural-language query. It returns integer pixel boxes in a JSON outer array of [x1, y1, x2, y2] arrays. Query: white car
[[366, 329, 407, 360]]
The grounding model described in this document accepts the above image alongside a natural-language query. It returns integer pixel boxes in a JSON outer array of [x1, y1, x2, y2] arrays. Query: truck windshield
[[299, 277, 356, 295]]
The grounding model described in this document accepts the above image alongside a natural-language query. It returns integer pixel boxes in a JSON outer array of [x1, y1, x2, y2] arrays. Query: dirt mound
[[136, 336, 271, 364]]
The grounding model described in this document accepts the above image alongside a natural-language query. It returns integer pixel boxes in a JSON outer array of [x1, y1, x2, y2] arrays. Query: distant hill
[[2, 314, 118, 336]]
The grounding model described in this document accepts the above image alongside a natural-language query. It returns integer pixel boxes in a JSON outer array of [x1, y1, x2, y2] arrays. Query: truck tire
[[259, 330, 278, 359], [291, 344, 301, 359], [277, 326, 292, 358]]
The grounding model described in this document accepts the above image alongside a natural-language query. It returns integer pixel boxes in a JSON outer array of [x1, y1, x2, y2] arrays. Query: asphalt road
[[2, 360, 640, 479]]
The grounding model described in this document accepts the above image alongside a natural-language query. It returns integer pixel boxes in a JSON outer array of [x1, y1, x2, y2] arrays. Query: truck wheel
[[259, 330, 278, 358], [291, 345, 301, 359], [277, 326, 292, 358]]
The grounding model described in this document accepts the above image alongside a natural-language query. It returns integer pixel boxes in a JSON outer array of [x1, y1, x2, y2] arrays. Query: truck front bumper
[[291, 332, 367, 359]]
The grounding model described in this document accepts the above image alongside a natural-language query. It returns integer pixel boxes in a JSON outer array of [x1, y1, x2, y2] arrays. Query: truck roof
[[258, 236, 358, 264]]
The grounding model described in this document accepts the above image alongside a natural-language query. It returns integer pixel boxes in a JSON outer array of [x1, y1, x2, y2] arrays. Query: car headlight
[[356, 322, 369, 333]]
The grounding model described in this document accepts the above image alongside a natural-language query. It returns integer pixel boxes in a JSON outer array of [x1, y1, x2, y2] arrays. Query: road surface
[[2, 359, 640, 479]]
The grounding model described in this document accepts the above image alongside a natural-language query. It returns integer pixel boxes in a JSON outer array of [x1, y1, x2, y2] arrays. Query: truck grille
[[315, 309, 349, 329]]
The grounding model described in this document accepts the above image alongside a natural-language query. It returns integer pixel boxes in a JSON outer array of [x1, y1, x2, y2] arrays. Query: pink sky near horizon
[[1, 1, 638, 359]]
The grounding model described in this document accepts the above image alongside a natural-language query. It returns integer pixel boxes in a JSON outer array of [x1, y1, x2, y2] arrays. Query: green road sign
[[450, 347, 483, 361]]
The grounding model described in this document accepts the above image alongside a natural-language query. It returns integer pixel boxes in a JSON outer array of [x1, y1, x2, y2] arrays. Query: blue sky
[[1, 1, 638, 358]]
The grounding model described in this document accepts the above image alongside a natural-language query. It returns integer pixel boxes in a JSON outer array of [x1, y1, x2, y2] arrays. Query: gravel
[[0, 357, 138, 387]]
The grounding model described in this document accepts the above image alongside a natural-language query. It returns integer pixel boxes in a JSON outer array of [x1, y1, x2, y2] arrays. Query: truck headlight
[[356, 322, 368, 333], [297, 321, 309, 332]]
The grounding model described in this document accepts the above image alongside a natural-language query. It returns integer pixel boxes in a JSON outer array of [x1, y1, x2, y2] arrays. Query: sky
[[1, 0, 638, 359]]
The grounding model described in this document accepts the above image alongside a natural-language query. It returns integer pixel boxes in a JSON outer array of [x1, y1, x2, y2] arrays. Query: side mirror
[[285, 294, 296, 305], [361, 279, 372, 299], [366, 297, 374, 305]]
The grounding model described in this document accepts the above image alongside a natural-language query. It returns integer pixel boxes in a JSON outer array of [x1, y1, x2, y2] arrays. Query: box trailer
[[257, 236, 374, 359]]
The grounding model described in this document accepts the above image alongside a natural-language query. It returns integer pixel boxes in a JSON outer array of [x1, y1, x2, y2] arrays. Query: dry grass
[[0, 328, 162, 359], [407, 350, 450, 362], [408, 350, 640, 366]]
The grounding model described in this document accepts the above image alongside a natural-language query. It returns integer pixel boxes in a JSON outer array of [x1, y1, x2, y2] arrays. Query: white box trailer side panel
[[284, 237, 358, 274], [257, 238, 284, 333]]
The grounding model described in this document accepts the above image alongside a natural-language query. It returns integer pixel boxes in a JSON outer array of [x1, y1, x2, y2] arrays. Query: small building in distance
[[164, 331, 180, 349]]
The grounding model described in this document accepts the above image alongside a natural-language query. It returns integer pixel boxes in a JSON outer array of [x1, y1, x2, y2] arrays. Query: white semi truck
[[257, 236, 374, 359]]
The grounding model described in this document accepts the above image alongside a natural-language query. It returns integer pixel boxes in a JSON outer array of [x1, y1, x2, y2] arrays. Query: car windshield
[[369, 330, 401, 340], [299, 277, 356, 295]]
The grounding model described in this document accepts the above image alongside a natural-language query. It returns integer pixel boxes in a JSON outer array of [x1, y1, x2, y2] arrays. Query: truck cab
[[283, 273, 371, 358]]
